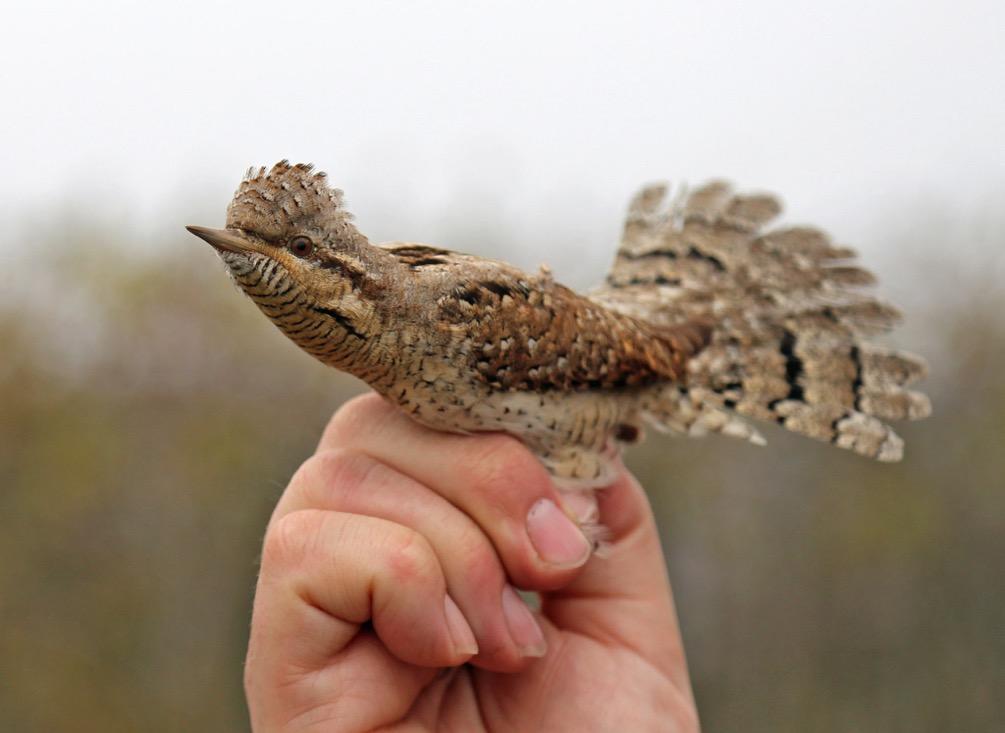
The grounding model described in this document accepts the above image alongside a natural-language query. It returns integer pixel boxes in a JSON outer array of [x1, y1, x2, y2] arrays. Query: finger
[[319, 394, 594, 590], [250, 508, 478, 675], [247, 632, 436, 733], [275, 448, 547, 671], [540, 465, 694, 699]]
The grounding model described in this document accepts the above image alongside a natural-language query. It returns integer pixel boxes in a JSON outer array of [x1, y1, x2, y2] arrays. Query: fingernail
[[560, 490, 599, 524], [502, 585, 546, 657], [526, 498, 592, 568], [443, 595, 478, 657]]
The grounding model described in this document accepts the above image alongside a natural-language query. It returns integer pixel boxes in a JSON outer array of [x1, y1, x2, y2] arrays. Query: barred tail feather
[[593, 181, 931, 461]]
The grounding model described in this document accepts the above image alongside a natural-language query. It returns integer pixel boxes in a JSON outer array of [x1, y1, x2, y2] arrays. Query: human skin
[[244, 393, 699, 732]]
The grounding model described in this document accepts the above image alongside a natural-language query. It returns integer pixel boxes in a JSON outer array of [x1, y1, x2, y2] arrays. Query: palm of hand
[[411, 632, 688, 731]]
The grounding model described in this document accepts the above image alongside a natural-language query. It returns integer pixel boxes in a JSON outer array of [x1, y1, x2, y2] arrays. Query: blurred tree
[[0, 219, 1002, 731]]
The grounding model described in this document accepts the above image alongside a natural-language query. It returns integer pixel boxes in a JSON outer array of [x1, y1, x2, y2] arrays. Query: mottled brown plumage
[[593, 180, 931, 462], [187, 161, 931, 512], [432, 263, 709, 392]]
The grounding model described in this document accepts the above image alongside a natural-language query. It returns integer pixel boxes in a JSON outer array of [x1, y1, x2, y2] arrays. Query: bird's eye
[[288, 236, 315, 258]]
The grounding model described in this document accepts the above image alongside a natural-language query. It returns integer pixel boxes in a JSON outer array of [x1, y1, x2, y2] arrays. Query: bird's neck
[[299, 244, 421, 390]]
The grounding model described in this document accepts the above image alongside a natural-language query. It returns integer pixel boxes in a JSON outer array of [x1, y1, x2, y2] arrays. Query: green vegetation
[[1, 221, 1002, 731]]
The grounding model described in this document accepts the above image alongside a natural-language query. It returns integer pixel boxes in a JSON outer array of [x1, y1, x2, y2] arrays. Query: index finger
[[319, 393, 594, 591]]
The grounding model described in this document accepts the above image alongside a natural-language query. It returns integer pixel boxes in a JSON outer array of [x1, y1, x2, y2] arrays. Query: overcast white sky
[[3, 0, 1003, 281]]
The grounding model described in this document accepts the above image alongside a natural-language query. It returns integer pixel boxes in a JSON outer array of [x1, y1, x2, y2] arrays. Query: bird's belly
[[464, 390, 626, 448], [382, 372, 647, 485]]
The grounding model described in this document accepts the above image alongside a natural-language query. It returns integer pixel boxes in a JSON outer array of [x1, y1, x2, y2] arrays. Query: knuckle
[[383, 527, 437, 585], [262, 509, 325, 570], [463, 433, 545, 500], [290, 448, 379, 506], [456, 537, 503, 590]]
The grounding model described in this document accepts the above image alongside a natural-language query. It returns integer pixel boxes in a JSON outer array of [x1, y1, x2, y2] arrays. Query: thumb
[[541, 466, 692, 693]]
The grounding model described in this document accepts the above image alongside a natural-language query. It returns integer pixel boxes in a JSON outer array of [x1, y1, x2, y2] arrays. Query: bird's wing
[[383, 243, 709, 392]]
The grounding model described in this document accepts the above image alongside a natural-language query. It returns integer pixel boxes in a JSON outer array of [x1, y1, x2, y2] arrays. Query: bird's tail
[[591, 181, 930, 461]]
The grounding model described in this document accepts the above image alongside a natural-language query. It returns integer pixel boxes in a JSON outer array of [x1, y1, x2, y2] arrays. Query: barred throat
[[222, 252, 390, 386]]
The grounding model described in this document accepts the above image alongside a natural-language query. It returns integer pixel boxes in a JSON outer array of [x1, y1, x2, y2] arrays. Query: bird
[[187, 160, 930, 537]]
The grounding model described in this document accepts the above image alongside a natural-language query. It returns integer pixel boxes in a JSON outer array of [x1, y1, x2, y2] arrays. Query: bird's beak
[[185, 226, 255, 254]]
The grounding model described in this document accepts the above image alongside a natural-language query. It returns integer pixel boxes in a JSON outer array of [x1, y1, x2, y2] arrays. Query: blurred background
[[2, 1, 1003, 730]]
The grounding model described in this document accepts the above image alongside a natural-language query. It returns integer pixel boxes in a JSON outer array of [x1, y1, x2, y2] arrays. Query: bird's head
[[187, 161, 388, 365]]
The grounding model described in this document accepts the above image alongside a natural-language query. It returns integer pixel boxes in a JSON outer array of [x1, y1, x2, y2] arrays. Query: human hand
[[244, 393, 698, 731]]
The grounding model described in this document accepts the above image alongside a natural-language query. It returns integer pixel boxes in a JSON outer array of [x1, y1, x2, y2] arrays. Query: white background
[[4, 0, 1002, 288]]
